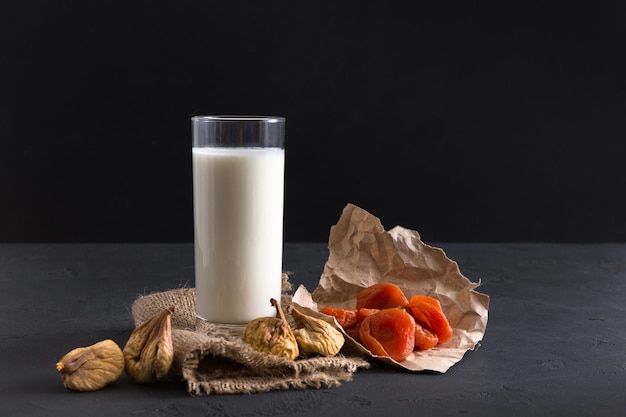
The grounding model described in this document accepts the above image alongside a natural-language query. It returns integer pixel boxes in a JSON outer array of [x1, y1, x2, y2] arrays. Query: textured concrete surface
[[1, 242, 625, 416]]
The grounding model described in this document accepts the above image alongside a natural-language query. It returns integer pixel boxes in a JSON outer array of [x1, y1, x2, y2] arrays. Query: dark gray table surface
[[1, 242, 625, 416]]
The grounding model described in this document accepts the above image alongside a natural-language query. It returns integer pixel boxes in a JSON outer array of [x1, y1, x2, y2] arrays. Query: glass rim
[[192, 115, 285, 123]]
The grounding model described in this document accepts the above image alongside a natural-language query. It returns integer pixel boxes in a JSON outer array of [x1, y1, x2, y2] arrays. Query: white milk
[[192, 147, 285, 324]]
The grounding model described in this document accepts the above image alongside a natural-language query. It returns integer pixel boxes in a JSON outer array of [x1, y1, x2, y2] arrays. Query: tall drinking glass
[[191, 116, 285, 328]]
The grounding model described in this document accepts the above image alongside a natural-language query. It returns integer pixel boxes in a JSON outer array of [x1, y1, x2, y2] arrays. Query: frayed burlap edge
[[173, 329, 369, 395], [130, 274, 370, 395]]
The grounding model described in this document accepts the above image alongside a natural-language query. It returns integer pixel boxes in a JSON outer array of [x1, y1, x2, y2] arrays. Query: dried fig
[[123, 306, 175, 383], [55, 339, 124, 391], [289, 306, 345, 357], [244, 298, 299, 360]]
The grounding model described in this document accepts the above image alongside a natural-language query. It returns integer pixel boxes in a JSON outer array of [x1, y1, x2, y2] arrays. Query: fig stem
[[270, 298, 287, 323]]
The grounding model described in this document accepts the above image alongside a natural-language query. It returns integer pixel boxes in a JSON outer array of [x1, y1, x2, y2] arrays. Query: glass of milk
[[191, 116, 285, 329]]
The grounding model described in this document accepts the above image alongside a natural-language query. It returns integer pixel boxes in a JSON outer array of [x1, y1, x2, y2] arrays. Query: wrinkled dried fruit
[[56, 339, 124, 391], [406, 295, 453, 344], [123, 306, 175, 383], [320, 306, 359, 329], [323, 307, 379, 343], [359, 308, 416, 362], [414, 322, 439, 350], [289, 306, 345, 357], [356, 282, 409, 310], [321, 283, 455, 361], [244, 298, 299, 360]]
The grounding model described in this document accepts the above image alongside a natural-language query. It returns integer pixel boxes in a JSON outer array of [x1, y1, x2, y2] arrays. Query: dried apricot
[[322, 307, 379, 343], [320, 306, 359, 329], [357, 307, 379, 321], [406, 295, 453, 344], [359, 308, 415, 362], [356, 282, 409, 310], [321, 284, 454, 359], [414, 322, 439, 350]]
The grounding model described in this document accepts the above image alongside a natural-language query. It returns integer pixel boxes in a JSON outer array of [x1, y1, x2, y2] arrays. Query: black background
[[1, 1, 625, 243]]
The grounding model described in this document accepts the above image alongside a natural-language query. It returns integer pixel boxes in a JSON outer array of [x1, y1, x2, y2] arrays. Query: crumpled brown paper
[[292, 203, 490, 373]]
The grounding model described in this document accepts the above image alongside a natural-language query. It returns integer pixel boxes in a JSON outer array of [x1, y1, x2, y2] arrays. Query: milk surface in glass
[[192, 147, 285, 324]]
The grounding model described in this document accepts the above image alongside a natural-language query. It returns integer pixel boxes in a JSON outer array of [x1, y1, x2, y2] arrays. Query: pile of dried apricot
[[321, 282, 452, 362]]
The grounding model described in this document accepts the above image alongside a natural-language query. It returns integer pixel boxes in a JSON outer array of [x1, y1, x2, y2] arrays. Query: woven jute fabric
[[130, 275, 369, 395]]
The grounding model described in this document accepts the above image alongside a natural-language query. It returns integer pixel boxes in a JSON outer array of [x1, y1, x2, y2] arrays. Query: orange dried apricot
[[414, 322, 439, 350], [356, 282, 409, 310], [320, 306, 359, 329], [320, 283, 454, 359], [359, 308, 415, 362], [357, 307, 379, 321], [337, 308, 379, 343], [406, 295, 453, 344]]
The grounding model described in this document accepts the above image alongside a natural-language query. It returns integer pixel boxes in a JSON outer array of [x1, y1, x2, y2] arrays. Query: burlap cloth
[[130, 274, 370, 395]]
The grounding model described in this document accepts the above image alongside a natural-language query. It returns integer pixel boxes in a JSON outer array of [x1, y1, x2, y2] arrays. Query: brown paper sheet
[[292, 203, 490, 373]]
